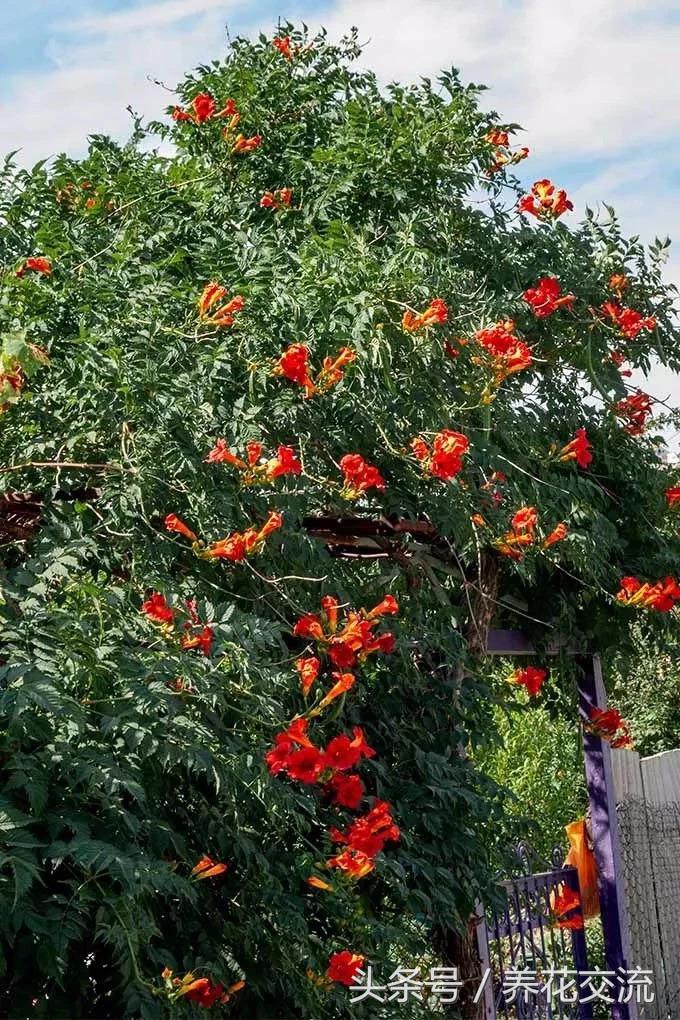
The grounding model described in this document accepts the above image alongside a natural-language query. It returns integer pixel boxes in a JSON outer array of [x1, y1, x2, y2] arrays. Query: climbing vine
[[0, 23, 679, 1019]]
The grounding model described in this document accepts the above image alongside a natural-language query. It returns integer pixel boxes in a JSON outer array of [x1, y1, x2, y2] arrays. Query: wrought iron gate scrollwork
[[476, 843, 592, 1020]]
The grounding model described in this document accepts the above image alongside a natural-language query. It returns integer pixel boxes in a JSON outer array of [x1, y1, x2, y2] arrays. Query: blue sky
[[2, 0, 679, 430]]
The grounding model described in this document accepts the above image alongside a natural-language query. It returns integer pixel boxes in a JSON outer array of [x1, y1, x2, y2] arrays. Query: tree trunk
[[434, 550, 501, 1017], [433, 915, 486, 1018]]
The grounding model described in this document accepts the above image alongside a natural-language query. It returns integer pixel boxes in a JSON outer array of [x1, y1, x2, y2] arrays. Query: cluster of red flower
[[519, 274, 656, 394], [172, 93, 237, 124], [402, 297, 448, 333], [612, 391, 653, 435], [231, 132, 262, 155], [339, 453, 385, 498], [326, 951, 365, 986], [272, 35, 295, 60], [141, 592, 215, 657], [601, 301, 657, 339], [519, 180, 573, 220], [411, 429, 470, 480], [666, 486, 680, 508], [265, 593, 400, 979], [508, 666, 548, 697], [260, 187, 293, 209], [587, 706, 633, 750], [485, 128, 530, 176], [474, 319, 533, 391], [492, 506, 568, 561], [164, 510, 283, 562], [205, 439, 301, 484], [327, 800, 400, 879], [616, 576, 680, 613], [522, 277, 575, 318], [274, 343, 356, 397], [266, 718, 374, 793], [518, 179, 573, 220], [197, 282, 245, 328], [161, 968, 245, 1009], [15, 256, 52, 278], [293, 595, 397, 687], [172, 92, 261, 154], [191, 855, 229, 880]]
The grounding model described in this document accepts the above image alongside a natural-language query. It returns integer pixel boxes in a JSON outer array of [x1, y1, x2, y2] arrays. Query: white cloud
[[1, 3, 249, 166], [318, 0, 680, 159], [70, 0, 238, 35], [6, 0, 680, 175]]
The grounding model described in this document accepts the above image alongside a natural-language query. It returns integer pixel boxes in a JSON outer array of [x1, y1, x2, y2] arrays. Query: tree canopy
[[0, 24, 678, 1018]]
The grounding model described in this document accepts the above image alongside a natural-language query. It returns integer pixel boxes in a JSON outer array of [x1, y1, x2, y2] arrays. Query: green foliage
[[478, 685, 586, 861], [607, 628, 680, 754], [0, 22, 678, 1018]]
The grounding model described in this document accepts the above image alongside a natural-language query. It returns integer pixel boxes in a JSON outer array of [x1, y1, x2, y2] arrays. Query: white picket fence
[[611, 747, 680, 1020]]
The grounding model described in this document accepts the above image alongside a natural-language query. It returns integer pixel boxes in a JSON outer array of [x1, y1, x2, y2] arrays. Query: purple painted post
[[576, 654, 634, 1020]]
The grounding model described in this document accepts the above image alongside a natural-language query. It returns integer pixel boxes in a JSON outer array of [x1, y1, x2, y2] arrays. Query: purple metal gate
[[476, 844, 592, 1020]]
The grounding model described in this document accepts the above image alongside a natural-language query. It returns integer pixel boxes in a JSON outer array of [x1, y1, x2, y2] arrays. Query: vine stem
[[102, 894, 159, 996], [0, 459, 132, 475]]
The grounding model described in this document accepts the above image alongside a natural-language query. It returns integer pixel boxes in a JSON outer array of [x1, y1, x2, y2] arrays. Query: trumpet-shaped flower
[[172, 93, 237, 124], [601, 301, 656, 339], [296, 656, 321, 696], [586, 706, 633, 749], [523, 277, 575, 318], [665, 486, 680, 508], [202, 511, 283, 561], [402, 297, 448, 333], [557, 428, 593, 468], [543, 522, 569, 549], [327, 952, 365, 987], [205, 440, 300, 483], [475, 320, 533, 388], [260, 188, 293, 209], [327, 772, 365, 809], [508, 666, 548, 697], [339, 454, 386, 499], [272, 35, 294, 59], [613, 391, 652, 435], [519, 179, 573, 220], [141, 592, 174, 626], [164, 513, 198, 543], [411, 429, 469, 480], [191, 856, 229, 880], [616, 575, 680, 613], [197, 283, 245, 328], [15, 256, 52, 278]]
